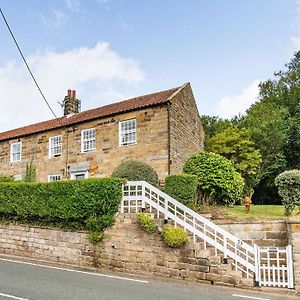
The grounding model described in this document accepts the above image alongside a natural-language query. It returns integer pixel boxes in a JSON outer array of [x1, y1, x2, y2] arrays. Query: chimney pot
[[67, 89, 71, 97], [71, 90, 76, 99]]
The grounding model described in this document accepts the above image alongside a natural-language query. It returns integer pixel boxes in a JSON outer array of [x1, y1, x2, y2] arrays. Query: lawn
[[199, 205, 299, 220]]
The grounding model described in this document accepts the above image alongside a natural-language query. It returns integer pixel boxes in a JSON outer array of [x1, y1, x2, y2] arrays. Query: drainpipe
[[167, 102, 171, 175]]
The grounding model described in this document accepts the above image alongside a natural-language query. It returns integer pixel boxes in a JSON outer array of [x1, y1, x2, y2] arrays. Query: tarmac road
[[0, 257, 296, 300]]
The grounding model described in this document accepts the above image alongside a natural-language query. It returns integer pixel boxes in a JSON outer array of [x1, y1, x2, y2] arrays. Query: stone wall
[[169, 83, 204, 174], [287, 218, 300, 293], [216, 220, 288, 247], [0, 106, 170, 182], [0, 215, 254, 288]]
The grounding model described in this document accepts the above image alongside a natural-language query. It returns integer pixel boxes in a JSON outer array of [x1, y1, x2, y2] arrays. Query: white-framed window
[[81, 128, 96, 152], [119, 119, 136, 146], [49, 135, 62, 158], [14, 174, 22, 181], [10, 142, 22, 162], [48, 174, 62, 182], [70, 171, 88, 180]]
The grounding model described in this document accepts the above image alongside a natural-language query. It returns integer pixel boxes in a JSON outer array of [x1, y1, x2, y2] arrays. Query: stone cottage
[[0, 83, 204, 182]]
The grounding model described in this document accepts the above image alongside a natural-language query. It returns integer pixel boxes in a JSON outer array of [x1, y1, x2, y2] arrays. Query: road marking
[[0, 257, 149, 284], [232, 294, 271, 300], [0, 292, 30, 300]]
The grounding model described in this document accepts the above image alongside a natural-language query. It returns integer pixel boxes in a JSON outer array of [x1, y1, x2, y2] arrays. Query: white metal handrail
[[122, 181, 255, 277]]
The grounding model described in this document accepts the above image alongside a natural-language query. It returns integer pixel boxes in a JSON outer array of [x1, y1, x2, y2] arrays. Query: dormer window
[[49, 136, 62, 158]]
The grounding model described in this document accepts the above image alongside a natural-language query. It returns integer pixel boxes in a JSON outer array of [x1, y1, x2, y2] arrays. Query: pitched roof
[[0, 85, 182, 142]]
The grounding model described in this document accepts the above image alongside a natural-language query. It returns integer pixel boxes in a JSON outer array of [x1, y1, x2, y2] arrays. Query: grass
[[198, 205, 300, 220]]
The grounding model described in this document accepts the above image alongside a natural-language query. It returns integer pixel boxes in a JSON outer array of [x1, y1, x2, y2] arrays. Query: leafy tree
[[183, 152, 244, 205], [243, 51, 300, 203], [205, 126, 262, 196]]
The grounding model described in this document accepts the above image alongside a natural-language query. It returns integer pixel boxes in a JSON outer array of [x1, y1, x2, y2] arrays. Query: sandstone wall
[[217, 220, 288, 247], [169, 83, 204, 174], [0, 107, 169, 182], [288, 218, 300, 293]]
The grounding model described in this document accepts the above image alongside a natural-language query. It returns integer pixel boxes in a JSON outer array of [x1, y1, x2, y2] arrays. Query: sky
[[0, 0, 299, 132]]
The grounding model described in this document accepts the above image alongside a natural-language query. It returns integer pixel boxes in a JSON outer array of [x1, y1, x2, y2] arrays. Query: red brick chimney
[[63, 89, 81, 116]]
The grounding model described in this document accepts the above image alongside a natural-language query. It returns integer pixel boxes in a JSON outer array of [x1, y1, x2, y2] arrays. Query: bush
[[24, 161, 36, 182], [0, 175, 14, 182], [112, 159, 158, 186], [275, 170, 300, 215], [87, 232, 105, 244], [161, 225, 188, 248], [137, 213, 156, 233], [164, 174, 198, 207], [0, 178, 123, 230], [183, 151, 244, 205]]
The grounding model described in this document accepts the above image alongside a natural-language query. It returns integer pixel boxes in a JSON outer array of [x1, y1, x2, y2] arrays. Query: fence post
[[286, 245, 294, 289], [141, 183, 145, 212], [254, 244, 260, 287], [121, 183, 124, 213], [223, 237, 228, 264], [164, 196, 168, 221]]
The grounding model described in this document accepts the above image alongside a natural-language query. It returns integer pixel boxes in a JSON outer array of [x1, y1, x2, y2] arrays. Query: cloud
[[215, 80, 261, 119], [39, 9, 68, 28], [0, 43, 145, 132], [64, 0, 81, 12]]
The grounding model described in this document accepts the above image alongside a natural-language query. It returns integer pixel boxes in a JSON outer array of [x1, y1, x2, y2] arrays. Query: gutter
[[167, 102, 171, 175]]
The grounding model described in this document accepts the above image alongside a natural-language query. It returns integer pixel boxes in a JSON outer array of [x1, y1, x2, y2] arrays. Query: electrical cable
[[0, 7, 58, 118]]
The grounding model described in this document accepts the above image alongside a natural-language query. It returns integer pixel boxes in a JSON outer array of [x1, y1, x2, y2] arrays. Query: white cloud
[[64, 0, 81, 12], [215, 80, 261, 119], [0, 42, 145, 132], [39, 9, 68, 28]]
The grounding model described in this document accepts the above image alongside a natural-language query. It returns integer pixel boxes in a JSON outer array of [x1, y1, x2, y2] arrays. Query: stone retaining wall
[[0, 215, 293, 289], [216, 220, 288, 247]]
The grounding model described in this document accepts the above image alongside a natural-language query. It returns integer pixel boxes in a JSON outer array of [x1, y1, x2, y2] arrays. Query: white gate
[[254, 245, 294, 288]]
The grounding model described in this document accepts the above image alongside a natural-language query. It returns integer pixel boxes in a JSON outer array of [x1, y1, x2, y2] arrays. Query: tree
[[183, 152, 244, 205], [243, 51, 300, 203], [205, 126, 262, 196]]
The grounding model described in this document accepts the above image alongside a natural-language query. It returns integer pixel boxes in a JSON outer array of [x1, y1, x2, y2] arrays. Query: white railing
[[122, 181, 255, 278], [121, 181, 294, 288]]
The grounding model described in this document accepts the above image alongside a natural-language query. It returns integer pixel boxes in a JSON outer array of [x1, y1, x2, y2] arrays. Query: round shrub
[[275, 169, 300, 216], [164, 174, 198, 207], [161, 225, 188, 248], [183, 151, 244, 205], [137, 213, 156, 233], [112, 159, 158, 186]]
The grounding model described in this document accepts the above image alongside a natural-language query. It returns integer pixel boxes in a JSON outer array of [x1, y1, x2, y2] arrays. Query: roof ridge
[[0, 84, 183, 141]]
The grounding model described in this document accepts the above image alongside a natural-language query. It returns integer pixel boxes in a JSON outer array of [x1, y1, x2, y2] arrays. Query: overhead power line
[[0, 7, 58, 119]]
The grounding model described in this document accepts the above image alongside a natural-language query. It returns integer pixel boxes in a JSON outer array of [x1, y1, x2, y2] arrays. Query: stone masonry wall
[[287, 218, 300, 293], [217, 220, 288, 247], [0, 215, 260, 288], [0, 106, 169, 182], [169, 83, 204, 174]]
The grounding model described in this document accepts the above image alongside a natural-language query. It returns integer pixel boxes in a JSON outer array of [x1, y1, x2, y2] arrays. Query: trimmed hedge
[[112, 159, 159, 186], [0, 178, 123, 230], [0, 175, 14, 182], [164, 174, 198, 207], [275, 169, 300, 216]]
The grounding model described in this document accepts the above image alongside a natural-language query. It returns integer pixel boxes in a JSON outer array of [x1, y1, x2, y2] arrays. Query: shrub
[[275, 170, 300, 215], [137, 213, 156, 233], [0, 175, 14, 182], [87, 232, 105, 244], [0, 178, 123, 230], [164, 174, 198, 207], [112, 159, 158, 186], [161, 225, 188, 248], [24, 161, 36, 182], [183, 151, 244, 205]]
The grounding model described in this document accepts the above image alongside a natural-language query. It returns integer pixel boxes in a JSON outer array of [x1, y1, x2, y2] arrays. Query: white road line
[[232, 294, 271, 300], [0, 257, 149, 284], [0, 292, 30, 300]]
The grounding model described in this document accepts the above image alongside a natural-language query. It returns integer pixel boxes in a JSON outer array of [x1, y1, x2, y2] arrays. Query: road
[[0, 257, 296, 300]]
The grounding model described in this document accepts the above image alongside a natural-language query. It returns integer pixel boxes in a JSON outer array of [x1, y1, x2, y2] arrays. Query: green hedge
[[164, 174, 198, 207], [0, 178, 123, 230]]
